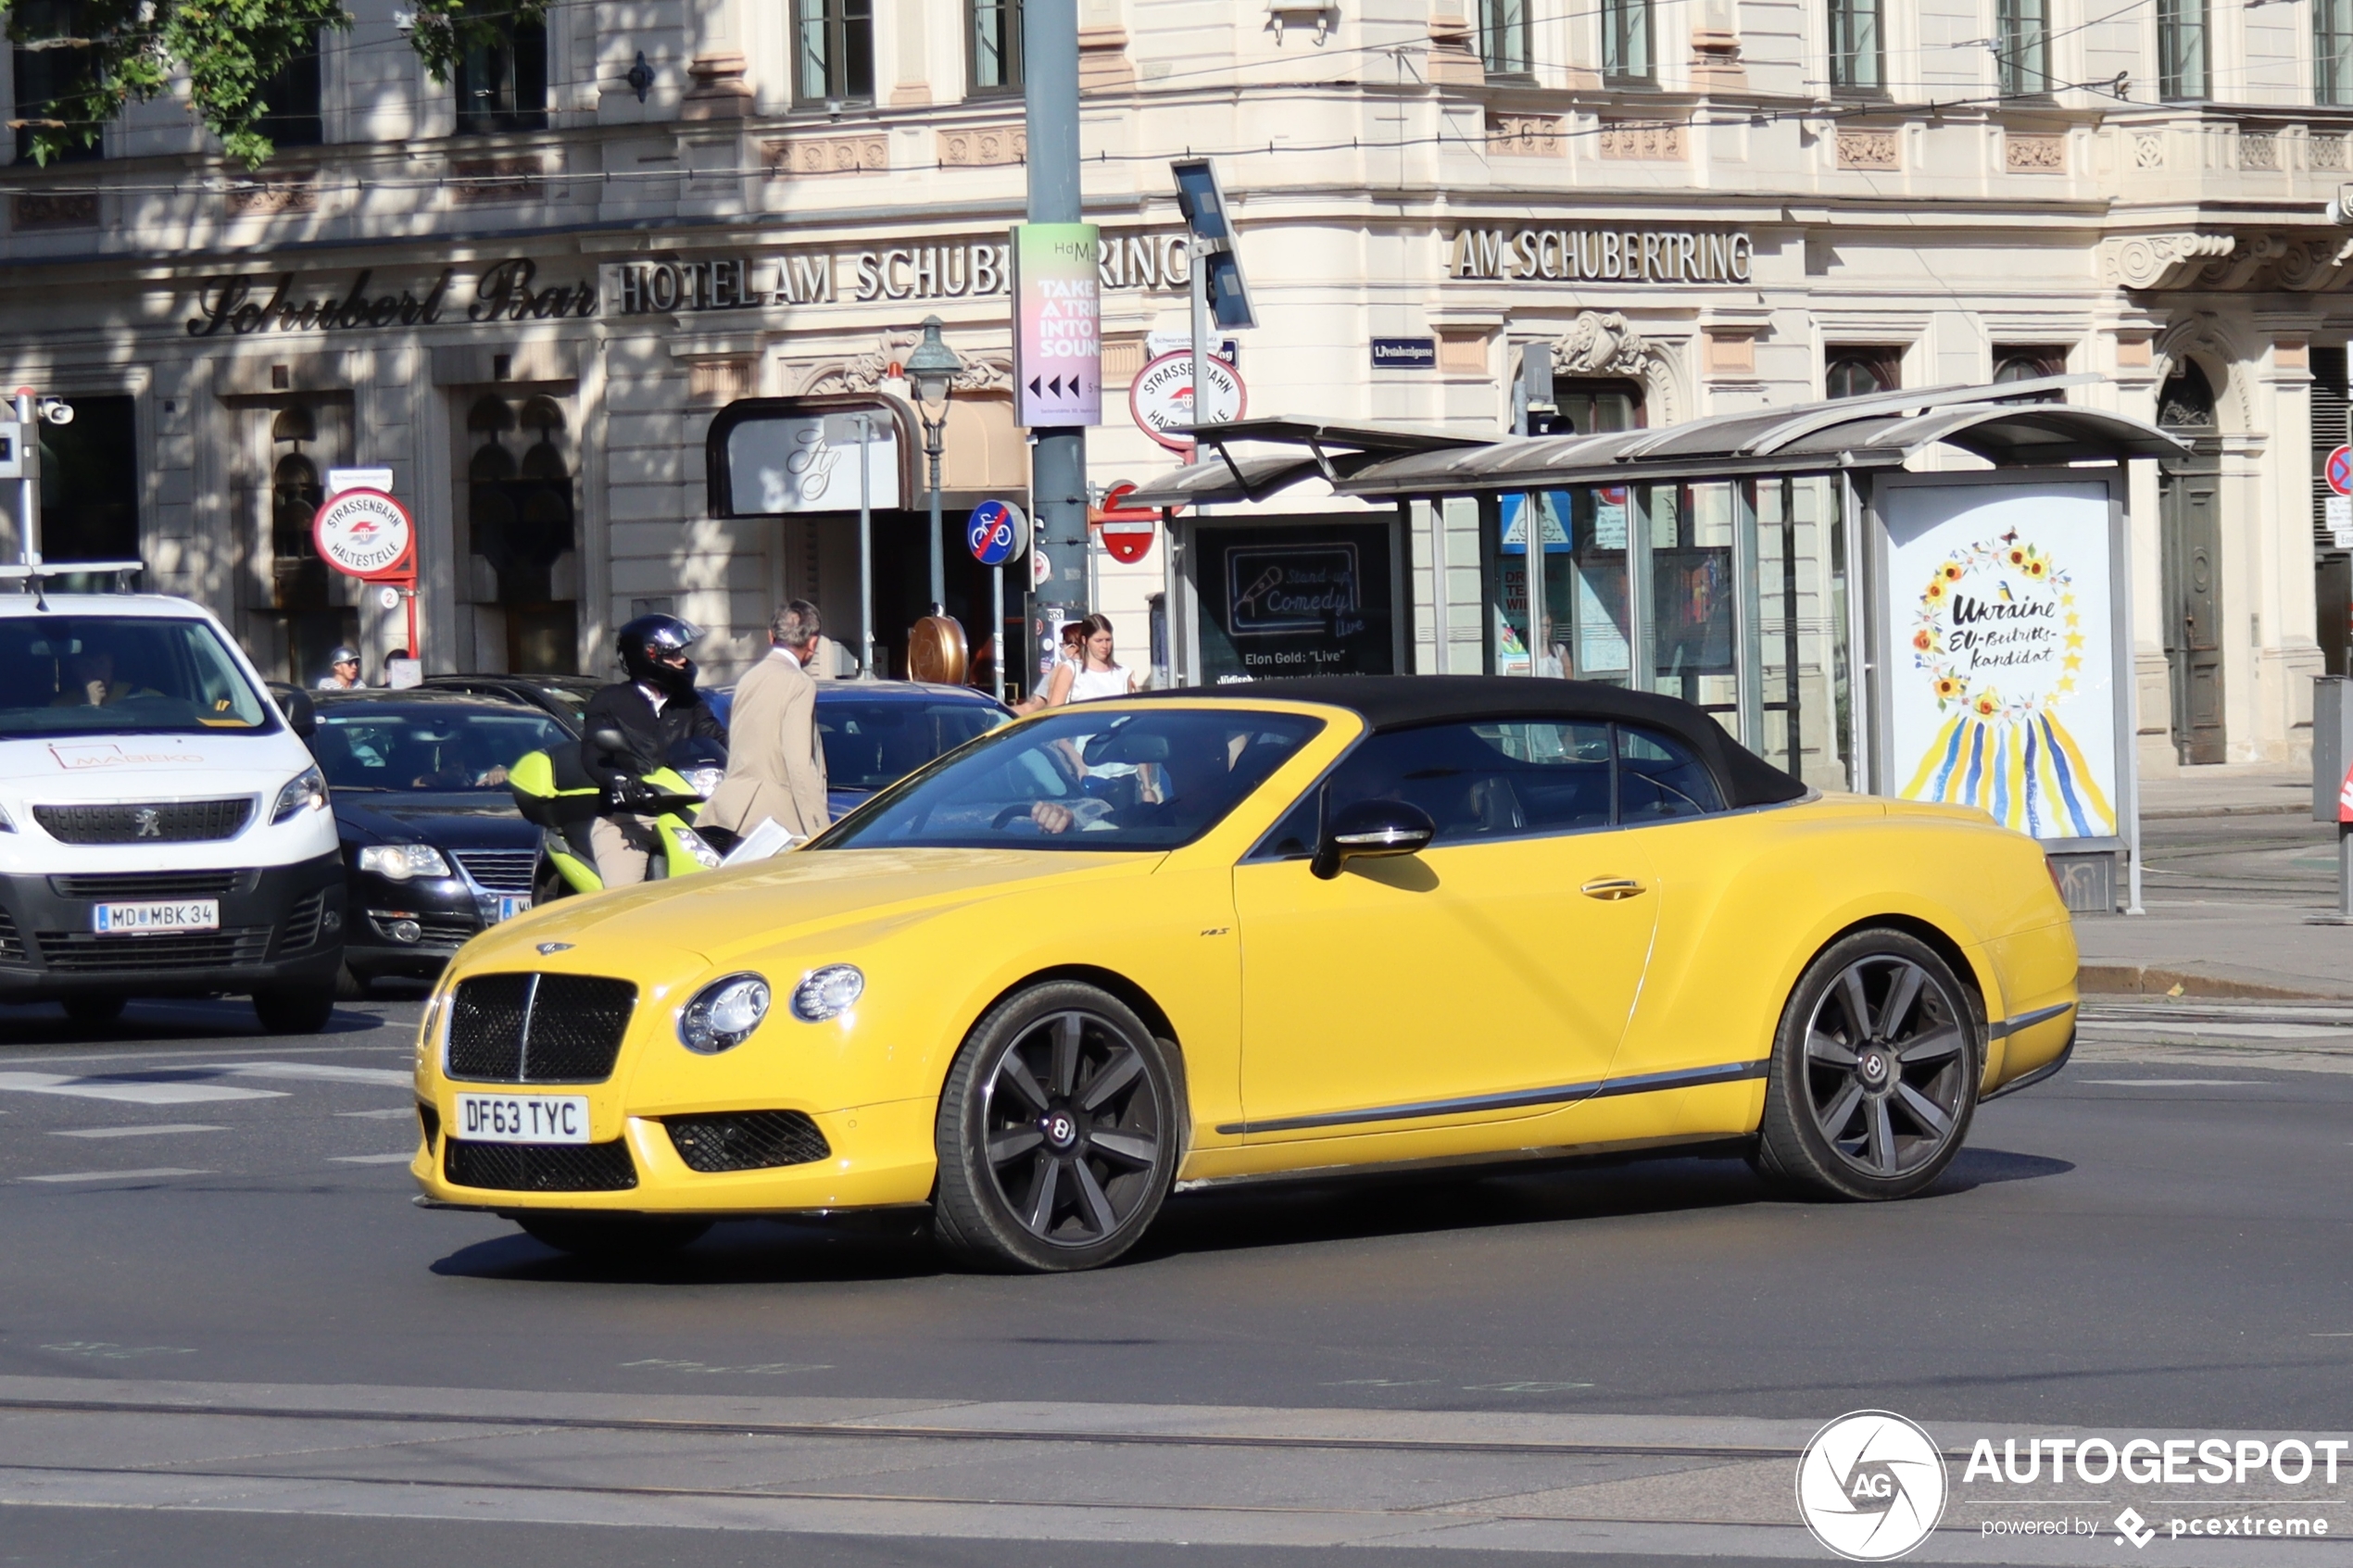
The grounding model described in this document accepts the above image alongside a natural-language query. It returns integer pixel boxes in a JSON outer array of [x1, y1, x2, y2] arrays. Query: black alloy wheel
[[933, 981, 1178, 1273], [1754, 929, 1980, 1200]]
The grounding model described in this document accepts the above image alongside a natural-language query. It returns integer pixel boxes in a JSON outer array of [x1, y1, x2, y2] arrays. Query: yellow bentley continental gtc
[[409, 675, 2078, 1272]]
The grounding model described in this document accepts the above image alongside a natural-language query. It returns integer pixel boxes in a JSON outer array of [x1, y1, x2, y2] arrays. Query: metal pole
[[1190, 237, 1210, 431], [1732, 479, 1764, 748], [857, 413, 874, 679], [991, 550, 1005, 704], [925, 414, 946, 615], [1840, 470, 1870, 794], [15, 389, 39, 571], [1025, 0, 1087, 615]]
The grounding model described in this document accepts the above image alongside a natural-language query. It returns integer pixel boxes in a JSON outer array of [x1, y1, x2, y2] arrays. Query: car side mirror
[[1311, 798, 1437, 881], [282, 687, 317, 739]]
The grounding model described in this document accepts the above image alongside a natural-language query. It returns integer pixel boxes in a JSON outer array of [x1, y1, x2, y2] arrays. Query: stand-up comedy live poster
[[1881, 480, 2119, 841]]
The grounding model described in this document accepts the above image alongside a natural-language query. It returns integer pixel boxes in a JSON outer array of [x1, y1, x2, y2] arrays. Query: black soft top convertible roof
[[1132, 674, 1809, 810]]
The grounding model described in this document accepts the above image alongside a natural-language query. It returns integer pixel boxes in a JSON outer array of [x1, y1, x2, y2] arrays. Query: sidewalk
[[2074, 761, 2353, 1000]]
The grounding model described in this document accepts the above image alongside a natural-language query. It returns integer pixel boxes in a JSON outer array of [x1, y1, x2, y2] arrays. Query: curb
[[2077, 962, 2348, 1002]]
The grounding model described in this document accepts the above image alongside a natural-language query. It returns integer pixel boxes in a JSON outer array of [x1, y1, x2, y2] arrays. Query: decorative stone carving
[[2313, 135, 2351, 171], [2196, 231, 2285, 291], [1835, 130, 1898, 170], [2133, 133, 2165, 169], [2239, 132, 2280, 171], [1688, 28, 1745, 93], [686, 358, 756, 404], [2281, 236, 2353, 293], [2099, 232, 2233, 291], [12, 190, 94, 228], [762, 134, 890, 178], [2005, 133, 2064, 174], [939, 125, 1026, 168], [450, 157, 546, 204], [1599, 120, 1685, 161], [1551, 312, 1652, 378], [682, 51, 754, 120], [1488, 113, 1564, 157], [1077, 25, 1137, 92], [801, 331, 1011, 395], [225, 180, 318, 216]]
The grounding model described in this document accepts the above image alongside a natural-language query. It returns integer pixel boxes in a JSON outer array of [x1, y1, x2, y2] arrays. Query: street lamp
[[904, 315, 960, 614]]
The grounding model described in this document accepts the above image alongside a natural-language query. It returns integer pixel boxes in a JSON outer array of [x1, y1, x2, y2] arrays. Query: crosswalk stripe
[[21, 1168, 212, 1184], [0, 1072, 282, 1106]]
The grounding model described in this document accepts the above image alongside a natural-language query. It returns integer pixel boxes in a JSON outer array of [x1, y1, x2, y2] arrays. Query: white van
[[0, 591, 345, 1031]]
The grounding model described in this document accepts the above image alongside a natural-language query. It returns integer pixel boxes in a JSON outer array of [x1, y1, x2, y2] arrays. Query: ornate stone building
[[0, 0, 2343, 770]]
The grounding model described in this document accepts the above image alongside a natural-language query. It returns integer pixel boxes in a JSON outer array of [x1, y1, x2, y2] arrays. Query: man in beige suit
[[703, 601, 831, 843]]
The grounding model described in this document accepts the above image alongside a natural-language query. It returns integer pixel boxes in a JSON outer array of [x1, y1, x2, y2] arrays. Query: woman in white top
[[1067, 614, 1142, 701], [1014, 621, 1088, 713]]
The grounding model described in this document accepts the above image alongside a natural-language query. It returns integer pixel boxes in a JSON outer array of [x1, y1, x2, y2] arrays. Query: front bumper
[[0, 852, 344, 998], [344, 864, 528, 980]]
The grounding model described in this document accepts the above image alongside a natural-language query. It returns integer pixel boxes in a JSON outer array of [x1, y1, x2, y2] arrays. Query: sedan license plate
[[92, 898, 220, 935], [493, 895, 531, 923], [452, 1092, 590, 1145]]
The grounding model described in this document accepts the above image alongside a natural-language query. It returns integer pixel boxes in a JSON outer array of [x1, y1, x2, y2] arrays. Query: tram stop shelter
[[1125, 374, 2188, 911]]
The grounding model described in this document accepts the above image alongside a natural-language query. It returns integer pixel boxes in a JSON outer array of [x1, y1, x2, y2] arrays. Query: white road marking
[[2078, 1078, 2273, 1087], [21, 1168, 212, 1184], [199, 1060, 412, 1086], [0, 1072, 283, 1105], [49, 1124, 225, 1139], [335, 1108, 416, 1120], [329, 1153, 417, 1165]]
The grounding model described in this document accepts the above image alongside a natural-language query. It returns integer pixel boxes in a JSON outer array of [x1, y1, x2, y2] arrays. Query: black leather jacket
[[578, 681, 726, 793]]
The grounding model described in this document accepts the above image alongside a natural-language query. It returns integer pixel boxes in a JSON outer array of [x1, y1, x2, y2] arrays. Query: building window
[[1477, 0, 1530, 78], [1997, 0, 2049, 95], [40, 393, 137, 562], [2322, 0, 2353, 107], [466, 394, 578, 674], [1828, 0, 1882, 92], [11, 0, 103, 162], [267, 405, 357, 685], [257, 29, 324, 148], [970, 0, 1022, 92], [1825, 349, 1901, 399], [1994, 347, 2069, 401], [2158, 0, 2208, 101], [455, 9, 547, 134], [798, 0, 875, 104], [1602, 0, 1653, 85]]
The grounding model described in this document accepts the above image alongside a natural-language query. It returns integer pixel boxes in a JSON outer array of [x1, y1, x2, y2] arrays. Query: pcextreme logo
[[1796, 1411, 1948, 1562]]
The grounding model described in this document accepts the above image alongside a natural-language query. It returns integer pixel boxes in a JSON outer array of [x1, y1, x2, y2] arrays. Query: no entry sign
[[2329, 445, 2353, 496], [967, 498, 1027, 566], [1093, 482, 1156, 564]]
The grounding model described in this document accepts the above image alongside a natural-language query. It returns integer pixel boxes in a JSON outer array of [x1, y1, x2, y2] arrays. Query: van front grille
[[33, 798, 254, 844]]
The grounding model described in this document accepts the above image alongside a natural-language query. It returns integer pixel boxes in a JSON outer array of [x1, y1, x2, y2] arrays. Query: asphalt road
[[1, 988, 2348, 1565]]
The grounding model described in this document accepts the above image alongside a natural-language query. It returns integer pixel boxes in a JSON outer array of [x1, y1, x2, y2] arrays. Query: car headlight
[[686, 766, 724, 799], [271, 764, 328, 823], [359, 843, 451, 881], [0, 802, 14, 832], [678, 972, 771, 1054], [789, 963, 863, 1023], [672, 823, 724, 869]]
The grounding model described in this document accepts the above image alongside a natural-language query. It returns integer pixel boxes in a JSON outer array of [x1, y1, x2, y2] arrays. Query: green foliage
[[1, 0, 548, 168]]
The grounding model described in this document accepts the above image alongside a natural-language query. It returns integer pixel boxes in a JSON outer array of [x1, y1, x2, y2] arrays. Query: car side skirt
[[1213, 1059, 1771, 1138]]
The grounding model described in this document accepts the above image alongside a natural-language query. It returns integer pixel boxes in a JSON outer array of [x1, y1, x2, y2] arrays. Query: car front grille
[[278, 891, 327, 955], [36, 928, 272, 972], [32, 798, 254, 845], [443, 1138, 637, 1192], [445, 972, 637, 1084], [452, 849, 536, 896], [664, 1111, 832, 1173], [51, 870, 243, 900], [0, 908, 22, 963]]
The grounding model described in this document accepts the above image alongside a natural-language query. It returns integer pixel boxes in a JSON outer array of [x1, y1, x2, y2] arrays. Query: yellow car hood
[[466, 847, 1156, 972]]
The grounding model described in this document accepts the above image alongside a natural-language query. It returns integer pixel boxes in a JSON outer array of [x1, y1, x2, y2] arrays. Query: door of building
[[2158, 365, 2225, 765]]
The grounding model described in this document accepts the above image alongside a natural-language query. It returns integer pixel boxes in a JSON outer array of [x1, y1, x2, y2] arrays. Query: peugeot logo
[[131, 807, 161, 839], [536, 942, 573, 955]]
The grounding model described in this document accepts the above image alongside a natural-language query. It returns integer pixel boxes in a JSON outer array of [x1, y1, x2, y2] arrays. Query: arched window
[[466, 392, 577, 672], [2158, 362, 2218, 430], [1825, 351, 1898, 400]]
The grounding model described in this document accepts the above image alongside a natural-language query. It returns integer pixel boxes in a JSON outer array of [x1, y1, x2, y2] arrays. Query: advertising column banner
[[1878, 477, 2120, 841], [1012, 223, 1102, 427]]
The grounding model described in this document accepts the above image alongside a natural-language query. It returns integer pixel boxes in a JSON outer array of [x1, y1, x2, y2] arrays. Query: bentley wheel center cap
[[1859, 1049, 1891, 1087], [1043, 1111, 1079, 1149]]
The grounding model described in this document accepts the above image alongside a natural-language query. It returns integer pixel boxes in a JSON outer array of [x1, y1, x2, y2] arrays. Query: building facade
[[0, 0, 2344, 777]]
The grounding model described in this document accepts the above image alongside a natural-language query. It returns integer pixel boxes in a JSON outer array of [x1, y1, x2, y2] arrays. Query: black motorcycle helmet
[[617, 613, 702, 701]]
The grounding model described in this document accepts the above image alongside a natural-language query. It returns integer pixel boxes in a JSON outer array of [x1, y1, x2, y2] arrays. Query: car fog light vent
[[417, 1101, 441, 1152], [664, 1110, 831, 1173]]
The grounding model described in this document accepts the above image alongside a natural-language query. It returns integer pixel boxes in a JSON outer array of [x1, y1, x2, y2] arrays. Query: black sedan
[[308, 689, 577, 994]]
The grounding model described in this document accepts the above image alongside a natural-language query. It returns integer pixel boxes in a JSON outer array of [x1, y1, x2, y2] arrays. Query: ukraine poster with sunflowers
[[1881, 479, 2119, 840]]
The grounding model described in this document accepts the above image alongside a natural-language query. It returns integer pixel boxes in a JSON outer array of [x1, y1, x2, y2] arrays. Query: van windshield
[[0, 616, 276, 738]]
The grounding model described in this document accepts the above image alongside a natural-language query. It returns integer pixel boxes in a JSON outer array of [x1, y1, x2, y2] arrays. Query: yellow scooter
[[510, 730, 731, 900]]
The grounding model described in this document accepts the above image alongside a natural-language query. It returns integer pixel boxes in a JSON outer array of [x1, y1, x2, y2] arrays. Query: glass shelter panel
[[1497, 490, 1630, 682]]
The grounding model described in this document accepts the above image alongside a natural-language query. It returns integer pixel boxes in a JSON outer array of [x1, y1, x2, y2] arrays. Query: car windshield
[[0, 615, 274, 738], [816, 708, 1323, 852], [818, 697, 1010, 793], [312, 708, 574, 793]]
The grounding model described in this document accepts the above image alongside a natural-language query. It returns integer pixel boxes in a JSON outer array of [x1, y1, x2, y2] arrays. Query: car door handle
[[1579, 877, 1647, 900]]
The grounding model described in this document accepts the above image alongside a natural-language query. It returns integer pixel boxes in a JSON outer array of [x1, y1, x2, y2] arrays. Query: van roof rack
[[0, 559, 146, 608]]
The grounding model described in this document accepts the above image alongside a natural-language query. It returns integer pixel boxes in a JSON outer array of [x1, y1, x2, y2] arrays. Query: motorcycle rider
[[581, 614, 727, 888]]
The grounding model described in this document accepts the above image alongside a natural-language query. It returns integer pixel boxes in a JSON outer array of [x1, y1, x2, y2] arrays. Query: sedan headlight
[[271, 764, 328, 823], [678, 972, 771, 1054], [789, 964, 863, 1023], [359, 843, 451, 881]]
